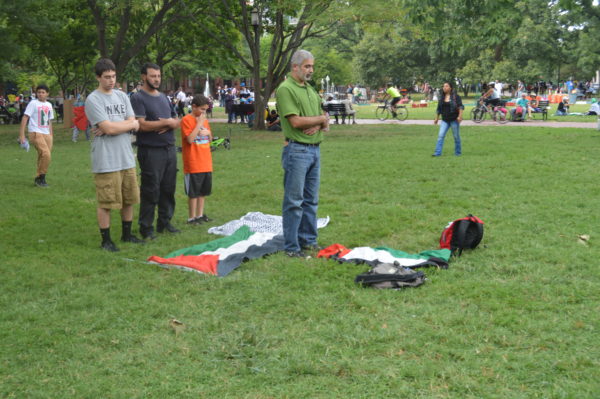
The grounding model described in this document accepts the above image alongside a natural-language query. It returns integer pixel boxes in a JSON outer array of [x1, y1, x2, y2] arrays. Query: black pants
[[137, 146, 177, 234]]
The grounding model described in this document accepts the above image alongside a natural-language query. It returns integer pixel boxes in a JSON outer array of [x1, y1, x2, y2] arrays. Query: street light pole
[[250, 6, 262, 129]]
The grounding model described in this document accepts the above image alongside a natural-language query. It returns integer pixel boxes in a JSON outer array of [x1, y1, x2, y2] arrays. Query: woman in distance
[[433, 81, 464, 157]]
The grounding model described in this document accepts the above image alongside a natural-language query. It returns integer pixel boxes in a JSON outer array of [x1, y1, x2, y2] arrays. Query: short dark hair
[[141, 62, 160, 75], [36, 84, 50, 93], [191, 95, 210, 107], [95, 58, 116, 77]]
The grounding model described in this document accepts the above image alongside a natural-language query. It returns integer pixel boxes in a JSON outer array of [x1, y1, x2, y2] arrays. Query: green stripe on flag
[[373, 247, 451, 262], [165, 226, 255, 258]]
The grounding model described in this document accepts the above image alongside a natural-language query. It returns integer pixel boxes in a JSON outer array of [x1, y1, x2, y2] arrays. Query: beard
[[145, 79, 161, 90], [301, 72, 313, 82]]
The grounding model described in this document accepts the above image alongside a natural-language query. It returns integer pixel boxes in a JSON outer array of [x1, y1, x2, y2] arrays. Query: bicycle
[[375, 100, 408, 121], [470, 98, 508, 124], [210, 127, 231, 152]]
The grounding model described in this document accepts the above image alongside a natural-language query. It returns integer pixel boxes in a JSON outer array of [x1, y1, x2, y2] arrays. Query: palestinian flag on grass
[[148, 226, 283, 276], [317, 244, 451, 269]]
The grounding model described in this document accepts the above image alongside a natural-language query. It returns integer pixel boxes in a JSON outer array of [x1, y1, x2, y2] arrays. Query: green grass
[[1, 121, 600, 398], [211, 102, 598, 123]]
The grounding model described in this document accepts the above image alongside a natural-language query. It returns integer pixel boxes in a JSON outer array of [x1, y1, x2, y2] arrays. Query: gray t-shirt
[[85, 89, 136, 173]]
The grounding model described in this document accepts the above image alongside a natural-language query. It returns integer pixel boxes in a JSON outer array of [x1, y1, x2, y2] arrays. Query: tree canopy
[[0, 0, 598, 104]]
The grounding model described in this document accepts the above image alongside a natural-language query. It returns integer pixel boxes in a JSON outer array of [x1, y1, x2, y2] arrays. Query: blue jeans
[[281, 142, 320, 252], [434, 120, 461, 156]]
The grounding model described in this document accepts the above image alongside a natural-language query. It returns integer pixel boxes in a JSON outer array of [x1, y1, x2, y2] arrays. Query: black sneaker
[[141, 231, 157, 240], [187, 218, 202, 225], [285, 250, 310, 258], [121, 235, 145, 244], [101, 240, 120, 252], [157, 223, 181, 234], [34, 176, 48, 187], [198, 215, 212, 223]]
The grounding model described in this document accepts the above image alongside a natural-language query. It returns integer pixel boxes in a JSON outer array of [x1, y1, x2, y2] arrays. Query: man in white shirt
[[495, 80, 504, 98], [175, 87, 186, 116]]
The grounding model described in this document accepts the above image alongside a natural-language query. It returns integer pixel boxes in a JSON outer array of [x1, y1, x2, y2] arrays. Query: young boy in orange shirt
[[180, 95, 214, 224]]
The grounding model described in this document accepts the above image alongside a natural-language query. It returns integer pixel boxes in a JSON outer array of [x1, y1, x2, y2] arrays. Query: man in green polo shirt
[[276, 49, 329, 258]]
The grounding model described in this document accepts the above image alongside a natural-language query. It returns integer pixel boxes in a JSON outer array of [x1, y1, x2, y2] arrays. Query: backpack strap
[[355, 271, 424, 285]]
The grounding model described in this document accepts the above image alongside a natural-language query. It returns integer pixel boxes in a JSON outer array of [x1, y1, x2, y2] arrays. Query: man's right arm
[[18, 115, 29, 143], [86, 99, 139, 135], [96, 117, 139, 135], [287, 114, 328, 130]]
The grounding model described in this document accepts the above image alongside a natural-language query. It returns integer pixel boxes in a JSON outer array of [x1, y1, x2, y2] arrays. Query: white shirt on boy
[[24, 99, 54, 134]]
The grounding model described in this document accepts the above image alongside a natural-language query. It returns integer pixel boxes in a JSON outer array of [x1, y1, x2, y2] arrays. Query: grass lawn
[[210, 102, 598, 124], [1, 121, 599, 398]]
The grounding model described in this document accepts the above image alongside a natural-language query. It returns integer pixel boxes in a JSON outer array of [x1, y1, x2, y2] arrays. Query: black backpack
[[440, 214, 484, 256], [355, 263, 426, 289]]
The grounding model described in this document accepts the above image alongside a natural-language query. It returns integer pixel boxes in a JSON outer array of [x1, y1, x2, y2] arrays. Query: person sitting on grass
[[585, 98, 599, 116], [266, 109, 282, 131], [556, 98, 569, 116], [180, 95, 214, 225]]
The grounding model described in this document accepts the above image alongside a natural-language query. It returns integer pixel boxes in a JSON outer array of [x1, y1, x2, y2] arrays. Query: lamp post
[[325, 75, 330, 95], [251, 8, 259, 87], [250, 6, 261, 128]]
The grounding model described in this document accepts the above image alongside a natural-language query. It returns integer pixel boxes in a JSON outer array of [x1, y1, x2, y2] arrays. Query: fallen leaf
[[169, 318, 185, 336], [577, 234, 590, 246]]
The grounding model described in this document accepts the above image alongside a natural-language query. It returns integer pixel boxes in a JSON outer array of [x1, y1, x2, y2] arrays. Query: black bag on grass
[[355, 263, 425, 289], [440, 214, 484, 256]]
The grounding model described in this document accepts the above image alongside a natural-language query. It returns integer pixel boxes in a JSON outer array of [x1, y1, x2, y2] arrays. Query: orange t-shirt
[[180, 114, 213, 174]]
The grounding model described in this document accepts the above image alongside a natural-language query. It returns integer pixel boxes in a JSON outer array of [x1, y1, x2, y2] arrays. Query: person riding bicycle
[[481, 82, 501, 107], [385, 84, 402, 117]]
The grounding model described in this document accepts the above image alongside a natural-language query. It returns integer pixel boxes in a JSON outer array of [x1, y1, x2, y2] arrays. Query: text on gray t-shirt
[[85, 89, 136, 173]]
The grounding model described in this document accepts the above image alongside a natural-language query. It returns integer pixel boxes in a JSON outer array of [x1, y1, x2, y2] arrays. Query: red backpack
[[440, 215, 484, 256]]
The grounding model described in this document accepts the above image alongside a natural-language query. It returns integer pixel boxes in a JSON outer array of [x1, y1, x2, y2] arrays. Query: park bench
[[532, 100, 550, 121], [323, 102, 349, 124], [232, 103, 254, 123]]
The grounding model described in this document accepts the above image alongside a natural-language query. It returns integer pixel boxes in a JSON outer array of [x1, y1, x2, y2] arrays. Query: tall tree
[[2, 0, 98, 96], [557, 0, 600, 78], [86, 0, 181, 77], [182, 0, 335, 130]]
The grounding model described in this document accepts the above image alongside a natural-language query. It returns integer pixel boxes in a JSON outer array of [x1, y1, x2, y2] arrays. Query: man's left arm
[[132, 94, 179, 133]]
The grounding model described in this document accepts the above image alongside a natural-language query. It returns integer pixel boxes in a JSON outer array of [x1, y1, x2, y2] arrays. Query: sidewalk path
[[211, 118, 597, 129]]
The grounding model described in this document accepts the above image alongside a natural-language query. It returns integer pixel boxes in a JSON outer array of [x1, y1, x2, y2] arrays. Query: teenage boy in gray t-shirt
[[85, 58, 143, 252]]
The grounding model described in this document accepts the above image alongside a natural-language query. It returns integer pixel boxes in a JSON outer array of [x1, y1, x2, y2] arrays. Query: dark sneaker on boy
[[157, 223, 181, 234], [198, 214, 212, 223], [101, 240, 120, 252], [34, 176, 48, 187], [187, 217, 202, 225], [121, 235, 145, 244]]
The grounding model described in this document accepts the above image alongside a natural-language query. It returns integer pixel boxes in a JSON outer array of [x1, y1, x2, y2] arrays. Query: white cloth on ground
[[208, 211, 330, 236]]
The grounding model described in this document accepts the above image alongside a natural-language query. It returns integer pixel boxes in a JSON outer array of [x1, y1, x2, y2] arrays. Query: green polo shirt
[[276, 75, 323, 144]]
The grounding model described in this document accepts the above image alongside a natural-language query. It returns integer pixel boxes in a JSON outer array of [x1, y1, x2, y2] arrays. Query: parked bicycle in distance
[[471, 98, 508, 124], [375, 100, 409, 121]]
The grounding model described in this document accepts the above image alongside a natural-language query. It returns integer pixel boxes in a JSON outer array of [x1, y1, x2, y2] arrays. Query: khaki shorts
[[94, 168, 140, 209]]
